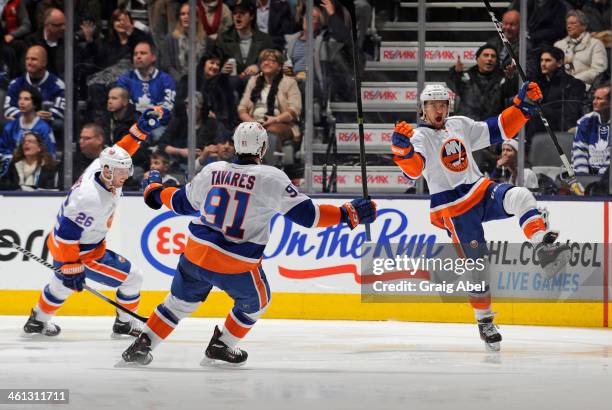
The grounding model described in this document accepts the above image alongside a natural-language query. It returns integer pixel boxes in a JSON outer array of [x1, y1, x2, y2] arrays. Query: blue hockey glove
[[129, 107, 171, 141], [143, 170, 164, 210], [513, 82, 543, 117], [340, 198, 378, 229], [60, 263, 86, 292], [391, 121, 415, 159]]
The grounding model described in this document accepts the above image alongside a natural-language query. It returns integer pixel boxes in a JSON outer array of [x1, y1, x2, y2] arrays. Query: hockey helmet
[[420, 84, 450, 111], [99, 146, 133, 180], [233, 122, 268, 159]]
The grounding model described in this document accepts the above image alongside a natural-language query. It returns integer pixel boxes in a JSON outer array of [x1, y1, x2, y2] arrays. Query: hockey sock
[[115, 290, 141, 322], [34, 284, 68, 322], [143, 294, 200, 349], [469, 283, 492, 320], [502, 187, 547, 242], [219, 309, 259, 348]]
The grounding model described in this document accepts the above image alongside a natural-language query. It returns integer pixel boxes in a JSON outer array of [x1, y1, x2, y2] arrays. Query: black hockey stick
[[338, 0, 372, 240], [0, 237, 148, 323], [483, 0, 584, 195]]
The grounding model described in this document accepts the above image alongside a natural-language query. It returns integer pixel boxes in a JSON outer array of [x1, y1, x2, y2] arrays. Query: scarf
[[198, 0, 223, 36]]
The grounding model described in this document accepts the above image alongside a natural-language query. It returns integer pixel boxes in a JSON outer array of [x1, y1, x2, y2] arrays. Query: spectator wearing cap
[[492, 139, 539, 189], [572, 83, 610, 175], [447, 44, 517, 121], [0, 86, 56, 159], [196, 131, 236, 171], [527, 46, 586, 139], [554, 9, 608, 89], [214, 0, 275, 94]]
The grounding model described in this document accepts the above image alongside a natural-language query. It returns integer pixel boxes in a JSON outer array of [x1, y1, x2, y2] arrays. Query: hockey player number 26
[[202, 187, 250, 239]]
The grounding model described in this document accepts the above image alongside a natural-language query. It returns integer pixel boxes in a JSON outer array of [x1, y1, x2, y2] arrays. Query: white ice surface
[[0, 316, 610, 410]]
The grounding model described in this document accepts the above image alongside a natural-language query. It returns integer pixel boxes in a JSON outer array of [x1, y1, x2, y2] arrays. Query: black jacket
[[446, 65, 517, 121], [527, 68, 586, 137], [265, 0, 294, 50], [26, 31, 65, 78], [0, 160, 59, 190], [214, 27, 275, 74], [583, 0, 611, 32], [510, 0, 568, 48]]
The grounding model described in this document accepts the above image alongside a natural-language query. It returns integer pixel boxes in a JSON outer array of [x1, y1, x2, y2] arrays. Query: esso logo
[[141, 211, 191, 276]]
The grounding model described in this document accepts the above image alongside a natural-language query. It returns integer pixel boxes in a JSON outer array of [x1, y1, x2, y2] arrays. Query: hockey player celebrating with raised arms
[[391, 82, 570, 351], [122, 122, 377, 366], [22, 107, 169, 338]]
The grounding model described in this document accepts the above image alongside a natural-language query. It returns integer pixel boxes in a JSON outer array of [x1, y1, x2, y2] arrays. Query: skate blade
[[21, 332, 58, 339], [114, 357, 152, 368], [485, 342, 501, 352], [200, 357, 246, 368], [110, 332, 139, 340], [544, 250, 570, 278]]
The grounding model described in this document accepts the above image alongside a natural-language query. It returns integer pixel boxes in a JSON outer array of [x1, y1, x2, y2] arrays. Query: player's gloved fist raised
[[391, 121, 415, 159], [340, 198, 378, 229], [59, 263, 86, 292], [129, 106, 171, 141], [143, 170, 164, 210], [513, 82, 542, 117]]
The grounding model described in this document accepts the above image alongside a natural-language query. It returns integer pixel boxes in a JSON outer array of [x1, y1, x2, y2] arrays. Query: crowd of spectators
[[0, 0, 360, 191], [449, 1, 611, 194], [0, 1, 609, 195]]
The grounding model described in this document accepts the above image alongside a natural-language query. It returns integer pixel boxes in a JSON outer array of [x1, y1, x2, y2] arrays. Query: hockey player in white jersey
[[122, 122, 377, 366], [22, 107, 169, 338], [390, 82, 570, 351]]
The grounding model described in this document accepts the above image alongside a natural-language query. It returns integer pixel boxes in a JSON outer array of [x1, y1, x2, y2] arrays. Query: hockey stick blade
[[0, 236, 149, 323]]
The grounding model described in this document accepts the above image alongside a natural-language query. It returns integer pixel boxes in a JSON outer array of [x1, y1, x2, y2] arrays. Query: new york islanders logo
[[440, 138, 468, 172]]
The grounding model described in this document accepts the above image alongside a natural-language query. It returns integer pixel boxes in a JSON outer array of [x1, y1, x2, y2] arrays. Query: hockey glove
[[513, 82, 543, 117], [129, 106, 171, 142], [340, 198, 378, 229], [60, 263, 86, 292], [143, 170, 164, 210], [391, 121, 415, 159]]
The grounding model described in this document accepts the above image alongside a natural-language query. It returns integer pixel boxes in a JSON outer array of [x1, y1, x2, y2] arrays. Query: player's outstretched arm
[[284, 196, 377, 230], [487, 82, 543, 143], [390, 121, 425, 179], [115, 106, 171, 156], [143, 170, 198, 216]]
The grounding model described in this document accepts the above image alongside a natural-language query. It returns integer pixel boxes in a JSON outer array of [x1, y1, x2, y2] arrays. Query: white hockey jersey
[[395, 115, 513, 228], [48, 159, 121, 263], [165, 161, 314, 274]]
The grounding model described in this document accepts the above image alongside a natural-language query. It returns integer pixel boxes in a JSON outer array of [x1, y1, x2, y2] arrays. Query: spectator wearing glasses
[[554, 9, 608, 89]]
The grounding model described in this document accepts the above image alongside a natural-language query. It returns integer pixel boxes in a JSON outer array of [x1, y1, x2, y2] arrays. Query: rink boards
[[0, 195, 610, 328]]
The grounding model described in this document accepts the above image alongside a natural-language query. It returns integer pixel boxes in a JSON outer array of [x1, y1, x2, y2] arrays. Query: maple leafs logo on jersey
[[440, 138, 468, 172]]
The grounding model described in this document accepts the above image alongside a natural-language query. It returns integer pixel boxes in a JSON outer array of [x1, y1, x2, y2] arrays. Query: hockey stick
[[0, 237, 148, 323], [338, 0, 372, 241], [483, 0, 584, 195]]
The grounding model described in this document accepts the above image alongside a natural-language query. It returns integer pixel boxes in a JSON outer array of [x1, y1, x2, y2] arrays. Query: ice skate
[[22, 309, 61, 337], [121, 333, 153, 365], [111, 316, 143, 339], [478, 316, 502, 352], [536, 231, 570, 278], [201, 325, 248, 367]]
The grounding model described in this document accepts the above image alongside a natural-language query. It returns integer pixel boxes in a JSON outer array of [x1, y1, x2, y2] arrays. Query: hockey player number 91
[[201, 187, 250, 240]]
